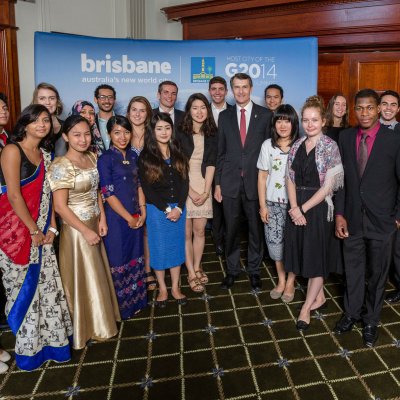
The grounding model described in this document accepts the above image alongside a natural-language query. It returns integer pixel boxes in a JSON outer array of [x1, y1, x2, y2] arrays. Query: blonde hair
[[31, 82, 63, 116], [301, 95, 325, 119]]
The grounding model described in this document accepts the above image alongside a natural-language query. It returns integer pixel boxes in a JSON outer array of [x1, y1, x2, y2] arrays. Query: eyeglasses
[[97, 95, 115, 101]]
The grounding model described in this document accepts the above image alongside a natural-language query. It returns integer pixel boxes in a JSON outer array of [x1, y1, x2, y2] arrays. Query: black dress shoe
[[386, 290, 400, 304], [334, 314, 356, 334], [296, 320, 310, 331], [249, 274, 262, 290], [362, 324, 378, 348], [215, 245, 224, 256], [220, 274, 236, 289]]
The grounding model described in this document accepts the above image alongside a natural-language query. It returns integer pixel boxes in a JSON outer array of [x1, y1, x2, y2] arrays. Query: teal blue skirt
[[146, 203, 186, 270]]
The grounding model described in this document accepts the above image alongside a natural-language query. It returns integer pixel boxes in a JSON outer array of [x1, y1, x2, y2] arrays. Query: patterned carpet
[[1, 235, 400, 400]]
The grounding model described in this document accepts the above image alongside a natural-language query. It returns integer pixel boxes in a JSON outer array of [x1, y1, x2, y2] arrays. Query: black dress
[[284, 142, 337, 278]]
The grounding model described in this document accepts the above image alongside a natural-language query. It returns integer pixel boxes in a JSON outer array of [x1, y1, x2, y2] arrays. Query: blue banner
[[34, 32, 317, 117]]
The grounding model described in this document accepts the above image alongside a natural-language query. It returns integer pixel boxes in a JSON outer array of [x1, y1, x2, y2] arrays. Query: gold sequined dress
[[47, 153, 120, 349]]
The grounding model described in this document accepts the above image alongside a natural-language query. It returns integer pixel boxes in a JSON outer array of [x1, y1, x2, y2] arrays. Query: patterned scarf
[[286, 135, 344, 221]]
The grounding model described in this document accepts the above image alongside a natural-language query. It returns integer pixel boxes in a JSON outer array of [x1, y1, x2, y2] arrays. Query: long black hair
[[140, 112, 188, 183], [270, 104, 299, 148], [107, 115, 132, 134], [179, 93, 217, 137], [11, 104, 54, 152]]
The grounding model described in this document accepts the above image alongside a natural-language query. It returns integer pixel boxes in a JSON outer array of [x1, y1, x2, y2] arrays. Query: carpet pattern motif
[[1, 237, 400, 399]]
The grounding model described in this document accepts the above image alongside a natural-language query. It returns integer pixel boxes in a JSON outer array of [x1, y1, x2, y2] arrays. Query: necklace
[[132, 127, 144, 147]]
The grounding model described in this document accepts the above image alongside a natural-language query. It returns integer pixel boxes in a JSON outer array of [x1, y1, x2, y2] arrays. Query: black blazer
[[138, 156, 189, 212], [152, 108, 184, 130], [175, 130, 217, 178], [215, 102, 272, 200], [335, 124, 400, 238]]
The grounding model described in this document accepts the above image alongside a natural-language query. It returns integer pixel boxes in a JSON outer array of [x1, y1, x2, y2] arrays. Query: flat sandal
[[187, 276, 204, 293], [195, 269, 208, 284]]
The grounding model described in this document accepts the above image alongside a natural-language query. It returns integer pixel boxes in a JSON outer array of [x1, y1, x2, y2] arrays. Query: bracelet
[[30, 230, 39, 236], [139, 204, 146, 208], [48, 226, 59, 236], [175, 206, 183, 214]]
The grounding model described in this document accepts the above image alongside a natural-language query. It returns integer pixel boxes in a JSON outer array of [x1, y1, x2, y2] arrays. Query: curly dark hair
[[270, 104, 299, 149], [140, 113, 188, 184], [11, 104, 54, 152], [179, 93, 217, 137]]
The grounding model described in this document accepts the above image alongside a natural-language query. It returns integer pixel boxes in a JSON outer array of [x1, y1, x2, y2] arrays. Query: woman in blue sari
[[0, 104, 73, 371]]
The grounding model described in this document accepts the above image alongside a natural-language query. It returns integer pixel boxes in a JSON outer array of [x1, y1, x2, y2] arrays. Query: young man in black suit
[[214, 73, 272, 290], [208, 76, 233, 256], [334, 88, 400, 347], [152, 81, 184, 128]]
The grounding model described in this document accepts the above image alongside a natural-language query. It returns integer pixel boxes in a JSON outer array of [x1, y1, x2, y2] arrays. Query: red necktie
[[240, 108, 246, 147]]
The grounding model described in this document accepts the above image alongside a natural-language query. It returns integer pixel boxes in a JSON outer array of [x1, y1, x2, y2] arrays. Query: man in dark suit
[[152, 80, 184, 129], [208, 76, 233, 256], [215, 73, 272, 290], [334, 88, 400, 347]]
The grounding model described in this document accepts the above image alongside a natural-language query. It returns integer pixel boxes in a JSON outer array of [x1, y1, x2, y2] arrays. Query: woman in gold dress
[[47, 115, 120, 349]]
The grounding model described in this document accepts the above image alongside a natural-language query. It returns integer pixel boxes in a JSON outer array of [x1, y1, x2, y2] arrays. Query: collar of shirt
[[357, 120, 380, 139], [211, 102, 227, 112], [159, 107, 175, 122], [379, 117, 399, 130], [356, 121, 380, 159], [236, 101, 253, 133]]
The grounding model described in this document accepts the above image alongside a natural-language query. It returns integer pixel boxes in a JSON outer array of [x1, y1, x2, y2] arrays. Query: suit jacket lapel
[[349, 128, 359, 179], [231, 105, 242, 147]]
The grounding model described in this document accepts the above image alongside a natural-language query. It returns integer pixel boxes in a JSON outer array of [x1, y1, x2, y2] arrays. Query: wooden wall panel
[[164, 0, 400, 127], [0, 0, 19, 130]]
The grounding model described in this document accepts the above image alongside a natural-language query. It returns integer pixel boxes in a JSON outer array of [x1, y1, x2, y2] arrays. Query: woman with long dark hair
[[176, 93, 217, 292], [139, 113, 189, 307], [0, 104, 73, 371]]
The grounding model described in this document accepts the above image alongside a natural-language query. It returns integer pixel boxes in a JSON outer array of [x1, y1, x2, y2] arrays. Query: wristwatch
[[164, 206, 172, 214]]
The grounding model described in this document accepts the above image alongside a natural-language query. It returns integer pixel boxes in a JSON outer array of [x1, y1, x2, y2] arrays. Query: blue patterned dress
[[98, 146, 147, 319]]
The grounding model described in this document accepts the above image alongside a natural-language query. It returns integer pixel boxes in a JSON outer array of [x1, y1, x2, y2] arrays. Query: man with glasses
[[334, 89, 400, 347], [94, 84, 116, 150]]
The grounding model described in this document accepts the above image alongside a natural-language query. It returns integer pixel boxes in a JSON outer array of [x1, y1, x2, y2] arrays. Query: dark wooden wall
[[163, 0, 400, 124], [0, 0, 19, 130]]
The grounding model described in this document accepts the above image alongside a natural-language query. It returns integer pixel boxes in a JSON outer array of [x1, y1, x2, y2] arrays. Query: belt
[[296, 186, 319, 191]]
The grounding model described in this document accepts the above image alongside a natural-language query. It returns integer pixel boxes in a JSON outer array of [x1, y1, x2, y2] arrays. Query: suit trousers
[[222, 178, 263, 276], [343, 226, 394, 325], [212, 196, 225, 247], [391, 230, 400, 288]]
